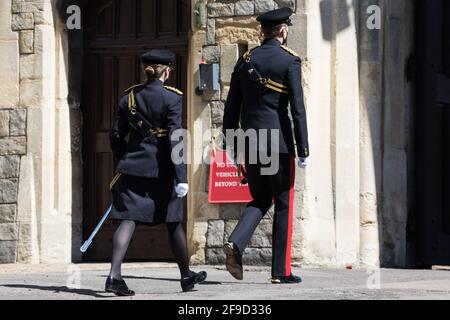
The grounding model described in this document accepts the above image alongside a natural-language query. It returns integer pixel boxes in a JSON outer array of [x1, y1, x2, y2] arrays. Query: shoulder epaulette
[[164, 85, 183, 95], [280, 45, 299, 57], [124, 83, 144, 94], [242, 46, 259, 61]]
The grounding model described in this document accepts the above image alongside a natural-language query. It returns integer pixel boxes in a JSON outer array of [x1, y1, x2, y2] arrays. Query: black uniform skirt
[[110, 173, 184, 225]]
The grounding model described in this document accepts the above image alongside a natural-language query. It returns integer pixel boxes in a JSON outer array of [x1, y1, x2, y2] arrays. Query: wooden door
[[81, 0, 190, 261], [415, 0, 450, 266]]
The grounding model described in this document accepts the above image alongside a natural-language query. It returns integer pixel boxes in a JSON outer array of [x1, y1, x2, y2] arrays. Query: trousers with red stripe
[[228, 153, 295, 277]]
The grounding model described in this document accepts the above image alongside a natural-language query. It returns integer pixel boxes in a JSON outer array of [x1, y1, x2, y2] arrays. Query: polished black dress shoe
[[181, 271, 208, 292], [271, 273, 303, 284], [223, 242, 243, 280], [105, 277, 135, 296]]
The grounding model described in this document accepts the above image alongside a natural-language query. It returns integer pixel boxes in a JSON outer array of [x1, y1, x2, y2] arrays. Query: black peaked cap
[[257, 7, 294, 27], [141, 49, 175, 65]]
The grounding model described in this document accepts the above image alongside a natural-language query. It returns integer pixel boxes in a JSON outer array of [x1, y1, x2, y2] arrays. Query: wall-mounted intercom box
[[198, 63, 220, 92]]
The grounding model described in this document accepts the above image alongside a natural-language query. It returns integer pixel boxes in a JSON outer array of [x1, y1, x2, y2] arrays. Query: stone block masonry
[[0, 108, 27, 263], [0, 0, 35, 263]]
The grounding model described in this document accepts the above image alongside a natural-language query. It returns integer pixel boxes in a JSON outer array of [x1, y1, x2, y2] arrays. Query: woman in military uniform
[[106, 49, 207, 296]]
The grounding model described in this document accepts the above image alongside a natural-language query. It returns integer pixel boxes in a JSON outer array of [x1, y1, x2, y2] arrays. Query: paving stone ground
[[0, 263, 449, 300]]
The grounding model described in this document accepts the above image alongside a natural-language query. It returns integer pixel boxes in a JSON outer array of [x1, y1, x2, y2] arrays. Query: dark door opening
[[414, 0, 450, 267], [81, 0, 190, 262]]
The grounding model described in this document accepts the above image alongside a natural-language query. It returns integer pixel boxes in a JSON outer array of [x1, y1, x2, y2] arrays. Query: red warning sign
[[208, 149, 252, 204]]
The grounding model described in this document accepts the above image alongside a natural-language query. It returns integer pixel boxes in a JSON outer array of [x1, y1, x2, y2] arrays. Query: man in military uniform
[[222, 7, 309, 284]]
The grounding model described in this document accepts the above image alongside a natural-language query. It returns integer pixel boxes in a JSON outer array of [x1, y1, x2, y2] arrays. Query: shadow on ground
[[1, 284, 112, 298], [106, 275, 263, 285]]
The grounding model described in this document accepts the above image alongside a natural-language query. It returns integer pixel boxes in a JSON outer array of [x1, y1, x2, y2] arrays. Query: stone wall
[[0, 0, 30, 263], [0, 109, 26, 263], [0, 0, 80, 264]]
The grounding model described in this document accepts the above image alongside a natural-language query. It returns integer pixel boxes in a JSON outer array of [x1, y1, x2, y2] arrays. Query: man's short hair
[[261, 23, 287, 39]]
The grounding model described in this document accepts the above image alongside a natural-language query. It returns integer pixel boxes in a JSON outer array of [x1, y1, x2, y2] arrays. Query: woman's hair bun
[[144, 64, 168, 80], [145, 65, 156, 77]]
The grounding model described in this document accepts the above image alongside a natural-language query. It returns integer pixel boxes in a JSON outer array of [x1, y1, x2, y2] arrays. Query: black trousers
[[228, 153, 296, 277]]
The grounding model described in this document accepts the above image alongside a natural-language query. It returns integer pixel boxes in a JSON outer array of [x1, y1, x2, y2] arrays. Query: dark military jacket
[[223, 38, 309, 158], [110, 79, 187, 183]]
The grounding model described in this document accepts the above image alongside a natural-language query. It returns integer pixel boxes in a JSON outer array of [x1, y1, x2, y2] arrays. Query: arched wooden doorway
[[81, 0, 190, 261]]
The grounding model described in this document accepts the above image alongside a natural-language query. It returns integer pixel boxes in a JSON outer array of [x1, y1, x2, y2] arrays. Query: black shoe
[[181, 271, 208, 292], [223, 242, 243, 280], [105, 277, 135, 296], [271, 274, 302, 284]]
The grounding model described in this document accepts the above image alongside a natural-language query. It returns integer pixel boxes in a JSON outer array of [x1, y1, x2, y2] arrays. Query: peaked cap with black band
[[141, 49, 175, 66], [256, 7, 294, 27]]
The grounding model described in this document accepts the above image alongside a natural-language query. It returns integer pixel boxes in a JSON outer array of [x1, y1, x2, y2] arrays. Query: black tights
[[166, 222, 191, 278], [108, 220, 191, 280]]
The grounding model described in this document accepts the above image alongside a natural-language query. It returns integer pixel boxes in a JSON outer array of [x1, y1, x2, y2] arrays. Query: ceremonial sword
[[80, 204, 112, 253]]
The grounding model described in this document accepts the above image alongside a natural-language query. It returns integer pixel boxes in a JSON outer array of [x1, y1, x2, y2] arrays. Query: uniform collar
[[146, 79, 164, 87], [261, 38, 282, 47]]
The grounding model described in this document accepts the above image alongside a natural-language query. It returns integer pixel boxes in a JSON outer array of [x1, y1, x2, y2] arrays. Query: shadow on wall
[[53, 0, 89, 263], [320, 0, 353, 41], [318, 0, 401, 267]]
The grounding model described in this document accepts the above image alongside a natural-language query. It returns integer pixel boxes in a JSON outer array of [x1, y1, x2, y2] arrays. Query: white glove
[[298, 157, 309, 168], [174, 183, 189, 198]]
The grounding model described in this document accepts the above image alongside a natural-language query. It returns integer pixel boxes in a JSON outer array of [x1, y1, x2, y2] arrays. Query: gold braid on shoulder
[[164, 85, 183, 95], [280, 45, 299, 57], [124, 83, 144, 94]]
